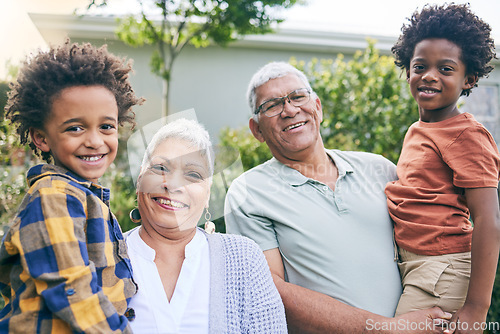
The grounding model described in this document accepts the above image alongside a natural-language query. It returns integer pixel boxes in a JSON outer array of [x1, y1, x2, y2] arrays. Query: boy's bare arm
[[264, 248, 450, 334], [450, 187, 500, 334]]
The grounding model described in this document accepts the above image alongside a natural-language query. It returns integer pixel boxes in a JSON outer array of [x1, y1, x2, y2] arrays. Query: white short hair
[[141, 118, 214, 176], [247, 62, 314, 122]]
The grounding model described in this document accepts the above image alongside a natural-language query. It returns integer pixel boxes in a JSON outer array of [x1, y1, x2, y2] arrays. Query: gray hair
[[141, 118, 214, 176], [247, 62, 314, 122]]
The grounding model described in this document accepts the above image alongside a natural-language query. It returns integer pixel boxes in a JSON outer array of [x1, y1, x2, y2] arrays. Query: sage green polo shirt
[[225, 149, 402, 317]]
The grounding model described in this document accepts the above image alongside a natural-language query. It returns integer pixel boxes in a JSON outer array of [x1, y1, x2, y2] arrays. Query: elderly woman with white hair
[[125, 118, 287, 333]]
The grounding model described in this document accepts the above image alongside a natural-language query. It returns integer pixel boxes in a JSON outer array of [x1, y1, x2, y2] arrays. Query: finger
[[433, 318, 449, 327]]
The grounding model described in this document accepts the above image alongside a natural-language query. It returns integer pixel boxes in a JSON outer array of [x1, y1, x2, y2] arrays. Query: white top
[[126, 228, 210, 334]]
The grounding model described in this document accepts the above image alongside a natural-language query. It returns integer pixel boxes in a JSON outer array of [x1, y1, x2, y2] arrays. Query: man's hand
[[367, 307, 452, 334]]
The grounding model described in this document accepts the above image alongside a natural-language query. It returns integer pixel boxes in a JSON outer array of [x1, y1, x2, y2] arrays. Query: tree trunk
[[162, 77, 169, 120]]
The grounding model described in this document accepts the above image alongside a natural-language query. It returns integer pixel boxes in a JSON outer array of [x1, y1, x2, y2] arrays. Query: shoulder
[[226, 159, 276, 197], [27, 165, 88, 200], [447, 115, 498, 149], [124, 226, 140, 240], [230, 159, 275, 183], [330, 149, 396, 169], [207, 233, 263, 258]]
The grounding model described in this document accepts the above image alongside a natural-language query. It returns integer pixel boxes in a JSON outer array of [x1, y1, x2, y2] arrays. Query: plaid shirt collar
[[27, 164, 110, 205]]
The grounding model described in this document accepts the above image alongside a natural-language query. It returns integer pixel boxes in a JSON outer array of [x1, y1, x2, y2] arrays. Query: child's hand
[[444, 303, 488, 334]]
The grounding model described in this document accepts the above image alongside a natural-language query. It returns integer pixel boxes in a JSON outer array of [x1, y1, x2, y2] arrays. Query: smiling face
[[407, 38, 476, 122], [137, 138, 211, 235], [249, 74, 324, 162], [31, 85, 119, 183]]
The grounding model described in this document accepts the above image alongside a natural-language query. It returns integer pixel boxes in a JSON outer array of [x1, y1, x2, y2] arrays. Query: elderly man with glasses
[[225, 62, 451, 333]]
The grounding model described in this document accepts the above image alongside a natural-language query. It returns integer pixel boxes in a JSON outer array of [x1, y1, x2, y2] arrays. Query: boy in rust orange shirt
[[385, 4, 500, 333]]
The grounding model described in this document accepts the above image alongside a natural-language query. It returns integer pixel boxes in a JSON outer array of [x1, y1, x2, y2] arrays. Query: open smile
[[418, 86, 441, 94], [78, 154, 105, 162], [153, 196, 188, 210], [283, 121, 306, 132]]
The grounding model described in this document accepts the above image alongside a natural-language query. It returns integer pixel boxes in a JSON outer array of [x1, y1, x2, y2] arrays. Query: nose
[[84, 130, 104, 149], [280, 98, 300, 118], [422, 69, 438, 82], [161, 172, 185, 193]]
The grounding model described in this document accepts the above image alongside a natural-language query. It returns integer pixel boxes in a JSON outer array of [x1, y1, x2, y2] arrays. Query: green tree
[[88, 0, 300, 117], [291, 39, 419, 164]]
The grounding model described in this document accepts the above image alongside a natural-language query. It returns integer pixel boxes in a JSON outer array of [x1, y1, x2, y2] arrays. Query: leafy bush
[[218, 126, 272, 171], [0, 82, 31, 230]]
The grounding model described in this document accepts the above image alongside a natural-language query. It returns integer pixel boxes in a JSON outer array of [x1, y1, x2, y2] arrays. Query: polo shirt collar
[[268, 149, 354, 186]]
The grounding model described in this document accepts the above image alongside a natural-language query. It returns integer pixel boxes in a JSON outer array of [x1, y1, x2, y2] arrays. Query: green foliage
[[101, 163, 137, 232], [0, 81, 30, 228], [101, 126, 139, 232], [0, 166, 27, 228], [218, 126, 272, 171], [291, 39, 419, 163]]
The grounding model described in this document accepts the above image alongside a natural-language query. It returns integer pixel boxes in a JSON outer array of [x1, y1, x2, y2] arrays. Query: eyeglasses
[[255, 88, 311, 117]]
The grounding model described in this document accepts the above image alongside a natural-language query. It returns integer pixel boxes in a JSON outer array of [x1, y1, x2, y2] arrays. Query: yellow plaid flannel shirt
[[0, 164, 137, 333]]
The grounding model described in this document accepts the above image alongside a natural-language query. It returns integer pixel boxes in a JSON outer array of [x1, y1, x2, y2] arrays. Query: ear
[[406, 70, 410, 83], [135, 172, 142, 194], [463, 74, 478, 90], [30, 128, 51, 153], [249, 117, 265, 143], [313, 96, 323, 123]]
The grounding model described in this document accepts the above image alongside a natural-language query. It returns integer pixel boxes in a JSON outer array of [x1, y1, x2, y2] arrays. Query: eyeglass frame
[[254, 88, 312, 117]]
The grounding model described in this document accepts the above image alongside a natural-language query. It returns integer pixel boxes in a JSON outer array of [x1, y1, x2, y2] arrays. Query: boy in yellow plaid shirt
[[0, 41, 142, 333]]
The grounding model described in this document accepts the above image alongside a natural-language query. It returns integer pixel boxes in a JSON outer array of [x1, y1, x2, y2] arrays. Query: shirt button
[[125, 308, 136, 321], [66, 288, 76, 296]]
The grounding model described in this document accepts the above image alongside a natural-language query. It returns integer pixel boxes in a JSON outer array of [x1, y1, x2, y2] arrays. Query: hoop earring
[[129, 207, 141, 224], [204, 208, 215, 234]]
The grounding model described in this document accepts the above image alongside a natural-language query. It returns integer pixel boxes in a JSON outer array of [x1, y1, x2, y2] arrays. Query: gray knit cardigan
[[204, 229, 287, 333], [125, 227, 287, 333]]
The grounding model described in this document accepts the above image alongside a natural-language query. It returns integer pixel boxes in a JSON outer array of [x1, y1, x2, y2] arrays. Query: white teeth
[[284, 122, 306, 131], [81, 155, 103, 161], [421, 89, 438, 94], [156, 198, 186, 208]]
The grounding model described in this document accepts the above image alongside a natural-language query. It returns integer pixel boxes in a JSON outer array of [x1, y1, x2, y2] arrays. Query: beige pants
[[395, 248, 471, 316]]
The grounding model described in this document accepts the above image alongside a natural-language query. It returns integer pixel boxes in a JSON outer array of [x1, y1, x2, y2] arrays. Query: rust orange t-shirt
[[385, 113, 500, 255]]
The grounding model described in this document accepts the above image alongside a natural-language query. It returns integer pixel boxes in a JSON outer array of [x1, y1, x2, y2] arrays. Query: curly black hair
[[5, 40, 144, 162], [392, 3, 496, 96]]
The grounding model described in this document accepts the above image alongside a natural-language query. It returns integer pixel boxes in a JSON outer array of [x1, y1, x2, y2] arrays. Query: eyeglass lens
[[259, 88, 310, 117]]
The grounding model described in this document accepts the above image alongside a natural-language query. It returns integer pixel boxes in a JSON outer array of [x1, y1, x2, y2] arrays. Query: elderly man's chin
[[278, 132, 320, 153]]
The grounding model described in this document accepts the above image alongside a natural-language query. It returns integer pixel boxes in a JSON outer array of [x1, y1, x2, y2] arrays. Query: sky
[[282, 0, 500, 38], [1, 0, 499, 79]]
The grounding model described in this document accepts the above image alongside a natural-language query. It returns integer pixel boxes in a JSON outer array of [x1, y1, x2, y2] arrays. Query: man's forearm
[[273, 275, 450, 334], [273, 275, 383, 334]]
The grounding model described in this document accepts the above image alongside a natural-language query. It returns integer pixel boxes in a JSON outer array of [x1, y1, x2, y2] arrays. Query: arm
[[448, 187, 500, 334], [265, 249, 450, 334], [19, 188, 131, 333]]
